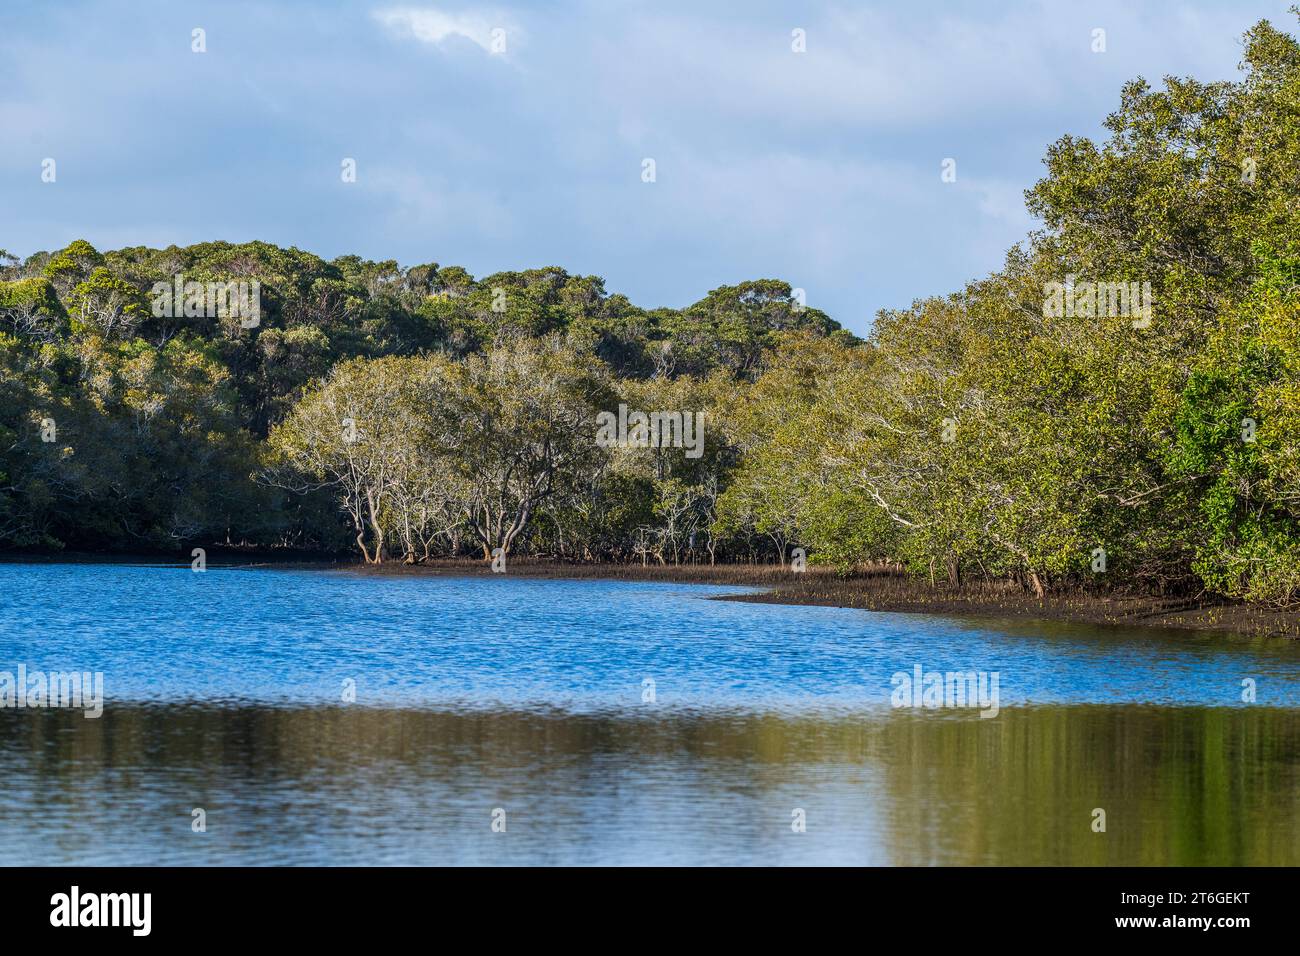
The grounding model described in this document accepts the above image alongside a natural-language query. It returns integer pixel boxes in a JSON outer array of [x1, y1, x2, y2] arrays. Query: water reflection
[[4, 703, 1296, 865]]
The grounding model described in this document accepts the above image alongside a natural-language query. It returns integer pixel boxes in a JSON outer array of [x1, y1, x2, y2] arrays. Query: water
[[2, 563, 1298, 865]]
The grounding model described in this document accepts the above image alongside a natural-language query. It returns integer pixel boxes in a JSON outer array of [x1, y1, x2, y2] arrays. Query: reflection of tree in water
[[874, 706, 1300, 866], [3, 704, 1297, 865]]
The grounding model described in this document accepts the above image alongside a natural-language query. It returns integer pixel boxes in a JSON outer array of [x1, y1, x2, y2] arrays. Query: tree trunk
[[365, 490, 385, 564]]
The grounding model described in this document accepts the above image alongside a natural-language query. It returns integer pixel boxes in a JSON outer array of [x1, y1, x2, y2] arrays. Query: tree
[[440, 336, 615, 558], [1170, 252, 1300, 605], [268, 355, 416, 562]]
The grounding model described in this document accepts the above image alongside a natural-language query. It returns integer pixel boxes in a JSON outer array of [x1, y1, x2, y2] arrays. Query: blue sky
[[0, 1, 1290, 334]]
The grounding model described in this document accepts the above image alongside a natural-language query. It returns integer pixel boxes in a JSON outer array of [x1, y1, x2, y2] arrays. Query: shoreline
[[339, 558, 1300, 641], [6, 551, 1298, 639]]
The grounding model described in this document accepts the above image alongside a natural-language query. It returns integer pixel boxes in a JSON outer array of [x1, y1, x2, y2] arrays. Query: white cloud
[[363, 166, 516, 240], [372, 7, 514, 54]]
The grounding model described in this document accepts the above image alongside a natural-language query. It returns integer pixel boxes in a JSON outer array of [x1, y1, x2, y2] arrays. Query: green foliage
[[0, 277, 66, 338], [0, 230, 845, 559], [1170, 254, 1300, 604]]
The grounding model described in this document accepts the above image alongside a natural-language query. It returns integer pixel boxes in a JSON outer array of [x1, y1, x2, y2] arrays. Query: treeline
[[0, 235, 845, 565], [4, 17, 1300, 606]]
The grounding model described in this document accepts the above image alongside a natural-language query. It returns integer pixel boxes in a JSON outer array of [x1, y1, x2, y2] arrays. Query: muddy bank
[[342, 558, 1300, 640]]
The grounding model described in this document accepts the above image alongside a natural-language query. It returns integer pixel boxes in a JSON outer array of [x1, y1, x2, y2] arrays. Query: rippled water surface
[[2, 563, 1298, 864]]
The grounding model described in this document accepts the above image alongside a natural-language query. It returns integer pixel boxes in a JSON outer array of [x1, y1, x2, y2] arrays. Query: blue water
[[4, 563, 1298, 712], [4, 563, 1300, 865]]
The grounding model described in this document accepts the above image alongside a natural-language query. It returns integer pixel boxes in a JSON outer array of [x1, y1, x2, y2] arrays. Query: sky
[[0, 1, 1291, 335]]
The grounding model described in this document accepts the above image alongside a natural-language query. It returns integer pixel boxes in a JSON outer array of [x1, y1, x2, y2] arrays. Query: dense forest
[[4, 18, 1300, 606]]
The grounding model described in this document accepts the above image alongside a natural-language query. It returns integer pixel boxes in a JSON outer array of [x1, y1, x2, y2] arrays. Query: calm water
[[2, 563, 1298, 865]]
